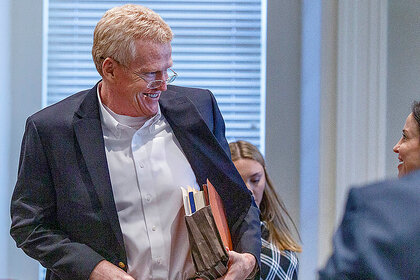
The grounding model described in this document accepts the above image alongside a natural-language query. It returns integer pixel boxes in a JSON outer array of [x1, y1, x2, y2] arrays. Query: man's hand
[[217, 251, 257, 280], [89, 260, 135, 280]]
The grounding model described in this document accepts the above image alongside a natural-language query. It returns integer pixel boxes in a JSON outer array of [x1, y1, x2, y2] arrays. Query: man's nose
[[158, 81, 168, 91]]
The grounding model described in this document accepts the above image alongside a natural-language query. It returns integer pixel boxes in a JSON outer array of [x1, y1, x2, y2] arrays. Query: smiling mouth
[[398, 159, 404, 168], [143, 92, 160, 99]]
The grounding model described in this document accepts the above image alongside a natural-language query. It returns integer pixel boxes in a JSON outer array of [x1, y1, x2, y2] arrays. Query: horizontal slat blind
[[45, 0, 263, 146]]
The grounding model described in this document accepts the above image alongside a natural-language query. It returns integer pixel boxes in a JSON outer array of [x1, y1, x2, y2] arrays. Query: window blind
[[45, 0, 263, 147]]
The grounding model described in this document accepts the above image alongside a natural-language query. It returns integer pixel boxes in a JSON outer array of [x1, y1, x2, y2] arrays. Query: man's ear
[[101, 57, 117, 80]]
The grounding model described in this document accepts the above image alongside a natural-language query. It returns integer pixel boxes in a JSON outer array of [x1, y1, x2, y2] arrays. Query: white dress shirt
[[97, 88, 199, 279]]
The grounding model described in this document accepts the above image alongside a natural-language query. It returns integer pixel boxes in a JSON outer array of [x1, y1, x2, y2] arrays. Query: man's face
[[102, 39, 173, 117]]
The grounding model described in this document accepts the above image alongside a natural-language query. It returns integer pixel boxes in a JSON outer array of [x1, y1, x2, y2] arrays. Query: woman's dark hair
[[412, 101, 420, 130]]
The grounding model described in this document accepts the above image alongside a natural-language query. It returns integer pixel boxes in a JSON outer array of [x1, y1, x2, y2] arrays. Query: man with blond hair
[[10, 4, 261, 280]]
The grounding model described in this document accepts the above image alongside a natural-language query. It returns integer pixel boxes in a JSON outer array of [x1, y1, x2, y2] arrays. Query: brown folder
[[204, 179, 233, 251], [185, 206, 229, 279]]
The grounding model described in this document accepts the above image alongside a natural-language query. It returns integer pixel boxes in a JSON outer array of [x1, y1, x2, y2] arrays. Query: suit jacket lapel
[[159, 90, 251, 230], [159, 93, 208, 185], [73, 84, 125, 251]]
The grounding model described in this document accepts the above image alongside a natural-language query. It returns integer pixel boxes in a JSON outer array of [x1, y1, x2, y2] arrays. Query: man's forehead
[[133, 39, 171, 52], [131, 40, 172, 71]]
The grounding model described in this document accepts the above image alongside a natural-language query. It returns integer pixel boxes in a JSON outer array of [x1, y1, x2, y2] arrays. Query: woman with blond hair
[[229, 140, 301, 280]]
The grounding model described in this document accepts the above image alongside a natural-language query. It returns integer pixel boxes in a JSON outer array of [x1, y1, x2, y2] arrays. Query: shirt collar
[[97, 83, 162, 138]]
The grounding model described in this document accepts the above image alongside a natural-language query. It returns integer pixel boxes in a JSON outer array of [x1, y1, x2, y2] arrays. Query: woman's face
[[393, 113, 420, 178], [233, 158, 266, 207]]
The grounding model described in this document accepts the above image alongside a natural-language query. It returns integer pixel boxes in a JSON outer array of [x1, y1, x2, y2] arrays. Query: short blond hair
[[92, 4, 173, 75]]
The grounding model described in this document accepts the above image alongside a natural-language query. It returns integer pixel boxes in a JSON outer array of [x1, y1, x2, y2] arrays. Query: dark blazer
[[319, 170, 420, 280], [10, 83, 261, 280]]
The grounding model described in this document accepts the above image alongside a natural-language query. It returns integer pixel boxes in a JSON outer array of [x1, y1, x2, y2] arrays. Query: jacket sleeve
[[10, 118, 104, 280], [207, 90, 262, 274], [208, 90, 231, 159], [232, 203, 262, 275]]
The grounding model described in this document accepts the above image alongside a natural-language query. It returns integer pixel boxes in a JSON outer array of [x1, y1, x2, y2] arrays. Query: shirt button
[[118, 262, 126, 269], [146, 194, 152, 202], [152, 226, 157, 231], [156, 258, 162, 264], [139, 163, 144, 168]]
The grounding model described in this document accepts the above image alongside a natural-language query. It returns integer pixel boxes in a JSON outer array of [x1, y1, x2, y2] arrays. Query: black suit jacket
[[319, 170, 420, 280], [10, 84, 261, 280]]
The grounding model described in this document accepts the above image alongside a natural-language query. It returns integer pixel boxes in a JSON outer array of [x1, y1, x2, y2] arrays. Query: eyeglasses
[[135, 68, 178, 89]]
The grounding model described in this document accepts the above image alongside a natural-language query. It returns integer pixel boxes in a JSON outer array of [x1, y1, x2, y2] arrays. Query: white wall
[[299, 0, 322, 278], [3, 0, 44, 279], [265, 0, 301, 237], [318, 0, 337, 271], [386, 0, 420, 177], [0, 0, 12, 276], [299, 1, 388, 278]]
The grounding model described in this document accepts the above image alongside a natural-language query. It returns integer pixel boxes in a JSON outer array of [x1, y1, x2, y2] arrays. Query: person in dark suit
[[319, 101, 420, 280], [10, 4, 260, 280]]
